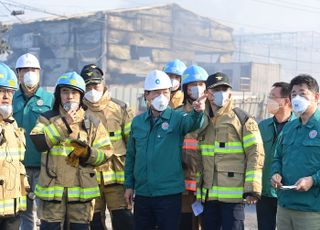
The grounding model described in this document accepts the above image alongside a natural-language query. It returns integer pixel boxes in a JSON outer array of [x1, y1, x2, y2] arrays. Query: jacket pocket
[[302, 137, 320, 147], [261, 131, 273, 143], [216, 164, 245, 188], [79, 167, 98, 189], [215, 127, 228, 143], [282, 136, 294, 145], [156, 127, 174, 139], [132, 132, 148, 150]]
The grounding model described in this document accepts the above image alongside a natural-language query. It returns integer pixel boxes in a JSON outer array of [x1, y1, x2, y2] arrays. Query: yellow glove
[[65, 140, 89, 167], [65, 156, 80, 167], [69, 140, 89, 158]]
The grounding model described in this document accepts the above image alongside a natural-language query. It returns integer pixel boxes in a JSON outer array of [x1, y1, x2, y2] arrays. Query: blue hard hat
[[55, 71, 86, 94], [182, 65, 208, 88], [163, 59, 187, 76], [0, 63, 18, 90]]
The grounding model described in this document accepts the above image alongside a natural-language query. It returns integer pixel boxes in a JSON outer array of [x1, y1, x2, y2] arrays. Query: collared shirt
[[125, 107, 203, 197], [13, 87, 54, 167], [271, 109, 320, 211], [259, 113, 295, 198]]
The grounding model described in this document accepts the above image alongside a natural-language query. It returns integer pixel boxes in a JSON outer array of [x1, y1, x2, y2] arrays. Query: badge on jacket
[[309, 130, 317, 139], [245, 120, 258, 132], [37, 99, 44, 106], [162, 122, 169, 130]]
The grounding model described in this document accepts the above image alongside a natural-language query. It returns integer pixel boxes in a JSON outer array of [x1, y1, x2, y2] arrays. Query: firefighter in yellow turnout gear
[[198, 72, 264, 230], [80, 64, 134, 230], [177, 65, 208, 230], [0, 63, 29, 230], [30, 72, 112, 230], [163, 59, 187, 109]]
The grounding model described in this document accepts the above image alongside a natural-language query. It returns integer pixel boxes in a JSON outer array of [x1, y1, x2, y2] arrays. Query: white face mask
[[171, 79, 180, 91], [190, 86, 205, 100], [267, 98, 280, 115], [213, 91, 229, 107], [0, 104, 12, 119], [63, 102, 79, 112], [23, 71, 40, 88], [151, 94, 169, 112], [291, 95, 310, 117], [84, 89, 103, 103]]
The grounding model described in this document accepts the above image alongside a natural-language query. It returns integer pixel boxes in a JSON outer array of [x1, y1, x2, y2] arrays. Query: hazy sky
[[2, 0, 320, 34]]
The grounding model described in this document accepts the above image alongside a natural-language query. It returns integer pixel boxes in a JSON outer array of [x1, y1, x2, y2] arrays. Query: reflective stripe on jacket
[[198, 99, 265, 203], [177, 101, 202, 192], [30, 107, 112, 202], [84, 89, 134, 185], [0, 117, 29, 216]]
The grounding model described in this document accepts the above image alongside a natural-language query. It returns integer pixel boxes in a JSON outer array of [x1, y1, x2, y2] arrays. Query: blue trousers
[[202, 201, 244, 230], [134, 193, 182, 230], [256, 196, 277, 230], [40, 221, 89, 230]]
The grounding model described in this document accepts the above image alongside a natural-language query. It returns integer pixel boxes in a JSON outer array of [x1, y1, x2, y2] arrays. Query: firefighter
[[14, 53, 54, 230], [30, 72, 112, 230], [163, 59, 187, 108], [80, 64, 134, 230], [198, 72, 265, 230], [124, 70, 205, 230], [0, 63, 29, 230], [178, 65, 208, 230]]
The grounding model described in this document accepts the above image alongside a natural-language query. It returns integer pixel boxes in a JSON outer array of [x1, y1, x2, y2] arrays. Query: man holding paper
[[271, 74, 320, 230]]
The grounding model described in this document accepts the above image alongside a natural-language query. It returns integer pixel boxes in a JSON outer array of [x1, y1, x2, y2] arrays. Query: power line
[[0, 0, 22, 22], [2, 1, 320, 70], [276, 0, 320, 11], [159, 35, 320, 65], [210, 16, 283, 33], [251, 0, 320, 14], [0, 0, 66, 17]]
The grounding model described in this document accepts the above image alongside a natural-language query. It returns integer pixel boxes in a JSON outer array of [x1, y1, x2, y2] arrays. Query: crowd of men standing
[[0, 54, 319, 230]]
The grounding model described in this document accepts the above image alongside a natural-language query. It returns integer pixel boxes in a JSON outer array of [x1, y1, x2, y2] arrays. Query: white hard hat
[[144, 70, 172, 91], [15, 53, 41, 69]]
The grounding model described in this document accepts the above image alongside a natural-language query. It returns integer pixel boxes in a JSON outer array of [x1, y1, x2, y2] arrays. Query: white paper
[[280, 185, 297, 190], [192, 201, 204, 216]]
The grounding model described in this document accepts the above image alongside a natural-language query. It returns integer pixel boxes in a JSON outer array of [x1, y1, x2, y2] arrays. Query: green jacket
[[258, 114, 295, 198], [271, 109, 320, 212], [13, 87, 54, 167], [124, 107, 204, 197]]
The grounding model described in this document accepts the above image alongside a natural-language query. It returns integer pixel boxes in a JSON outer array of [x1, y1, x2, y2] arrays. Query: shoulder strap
[[232, 107, 253, 141], [41, 110, 60, 120], [233, 107, 250, 126], [111, 98, 128, 110], [111, 97, 130, 128]]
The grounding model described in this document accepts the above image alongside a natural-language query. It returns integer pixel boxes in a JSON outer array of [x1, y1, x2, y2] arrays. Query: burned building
[[4, 3, 234, 87]]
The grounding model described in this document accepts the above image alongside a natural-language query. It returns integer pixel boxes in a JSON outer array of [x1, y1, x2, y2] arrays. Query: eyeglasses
[[0, 88, 14, 96]]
